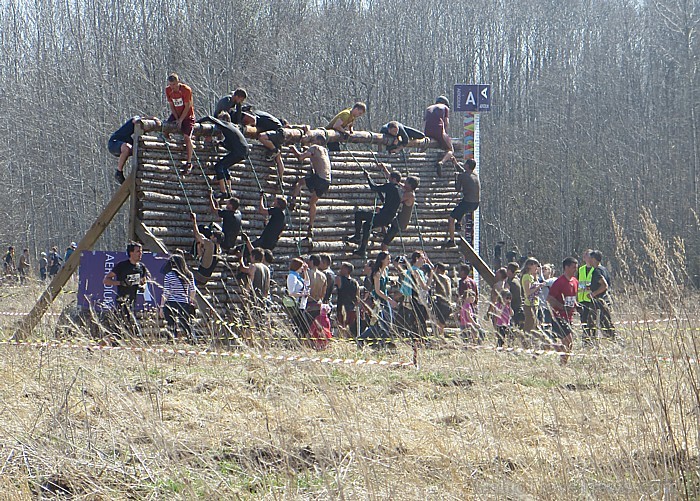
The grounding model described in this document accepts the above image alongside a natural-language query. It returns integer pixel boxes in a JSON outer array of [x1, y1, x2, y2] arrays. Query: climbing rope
[[191, 147, 213, 191], [159, 133, 194, 214], [411, 203, 426, 254]]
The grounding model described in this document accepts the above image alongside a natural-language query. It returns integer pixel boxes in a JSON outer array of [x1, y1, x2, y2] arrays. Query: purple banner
[[78, 251, 169, 311]]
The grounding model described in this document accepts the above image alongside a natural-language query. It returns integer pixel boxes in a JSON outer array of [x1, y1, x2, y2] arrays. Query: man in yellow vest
[[577, 249, 595, 344]]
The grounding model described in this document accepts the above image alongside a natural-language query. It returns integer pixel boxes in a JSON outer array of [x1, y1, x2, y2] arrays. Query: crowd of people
[[2, 243, 77, 284], [103, 236, 616, 364], [4, 74, 616, 361]]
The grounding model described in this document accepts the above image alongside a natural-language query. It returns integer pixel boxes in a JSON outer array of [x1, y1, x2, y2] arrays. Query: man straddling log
[[198, 112, 249, 199]]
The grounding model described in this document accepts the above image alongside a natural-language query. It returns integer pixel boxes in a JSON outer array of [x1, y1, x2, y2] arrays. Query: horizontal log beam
[[136, 118, 462, 150]]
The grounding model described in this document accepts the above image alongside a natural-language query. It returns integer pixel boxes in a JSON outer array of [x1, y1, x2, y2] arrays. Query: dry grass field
[[0, 281, 698, 500]]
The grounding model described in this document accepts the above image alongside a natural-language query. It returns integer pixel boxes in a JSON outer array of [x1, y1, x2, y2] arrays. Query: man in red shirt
[[165, 73, 195, 173], [547, 257, 579, 364]]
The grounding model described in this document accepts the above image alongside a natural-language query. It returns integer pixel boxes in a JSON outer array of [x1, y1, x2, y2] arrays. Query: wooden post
[[128, 121, 143, 242], [13, 180, 132, 339], [456, 235, 495, 286]]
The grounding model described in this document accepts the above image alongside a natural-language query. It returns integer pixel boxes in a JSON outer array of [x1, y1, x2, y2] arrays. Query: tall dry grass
[[0, 218, 697, 499]]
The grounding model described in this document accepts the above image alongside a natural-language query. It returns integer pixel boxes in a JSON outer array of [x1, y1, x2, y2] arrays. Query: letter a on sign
[[453, 84, 491, 112]]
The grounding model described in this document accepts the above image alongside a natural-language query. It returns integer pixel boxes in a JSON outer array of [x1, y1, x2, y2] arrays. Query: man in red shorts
[[165, 73, 195, 174], [547, 257, 579, 365], [424, 96, 458, 175]]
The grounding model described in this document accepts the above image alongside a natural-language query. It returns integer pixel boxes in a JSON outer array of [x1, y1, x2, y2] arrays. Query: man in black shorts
[[289, 145, 332, 241], [243, 193, 288, 255], [103, 242, 151, 335], [347, 170, 403, 258], [108, 116, 161, 184], [199, 112, 249, 198], [444, 158, 480, 248], [241, 110, 287, 179], [209, 191, 242, 252]]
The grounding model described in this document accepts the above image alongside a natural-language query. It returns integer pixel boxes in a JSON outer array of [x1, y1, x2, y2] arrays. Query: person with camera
[[103, 242, 150, 334]]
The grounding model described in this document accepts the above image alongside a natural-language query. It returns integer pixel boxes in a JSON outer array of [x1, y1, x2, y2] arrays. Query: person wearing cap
[[424, 96, 457, 175], [65, 242, 77, 263], [108, 116, 161, 184], [39, 252, 48, 281], [326, 102, 366, 152]]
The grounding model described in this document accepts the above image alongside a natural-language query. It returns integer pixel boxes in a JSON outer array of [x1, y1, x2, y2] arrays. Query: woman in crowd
[[521, 258, 543, 335], [358, 251, 398, 348], [286, 257, 311, 340], [159, 254, 197, 340]]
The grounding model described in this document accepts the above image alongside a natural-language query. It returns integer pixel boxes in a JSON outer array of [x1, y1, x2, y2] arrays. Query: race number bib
[[172, 97, 184, 107], [126, 273, 141, 286], [564, 295, 576, 308]]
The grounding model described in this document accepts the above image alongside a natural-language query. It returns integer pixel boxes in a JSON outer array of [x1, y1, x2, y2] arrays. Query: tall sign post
[[453, 84, 490, 281]]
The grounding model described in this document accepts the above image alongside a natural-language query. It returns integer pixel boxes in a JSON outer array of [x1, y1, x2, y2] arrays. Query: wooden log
[[457, 236, 495, 286], [136, 118, 462, 150], [14, 177, 133, 339]]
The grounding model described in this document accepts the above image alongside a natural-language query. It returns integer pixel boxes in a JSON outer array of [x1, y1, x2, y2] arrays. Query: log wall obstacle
[[129, 120, 486, 317]]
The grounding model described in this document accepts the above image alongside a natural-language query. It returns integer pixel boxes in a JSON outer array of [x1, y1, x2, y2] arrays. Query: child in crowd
[[460, 289, 484, 344], [494, 290, 513, 347]]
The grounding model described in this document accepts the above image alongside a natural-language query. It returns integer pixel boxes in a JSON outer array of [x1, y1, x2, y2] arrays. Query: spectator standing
[[589, 250, 616, 339], [494, 290, 513, 347], [358, 252, 398, 347], [3, 246, 15, 277], [159, 254, 196, 341], [335, 262, 359, 338], [18, 248, 30, 284], [286, 257, 311, 339], [39, 252, 48, 281], [506, 262, 524, 329], [577, 249, 596, 344], [48, 246, 62, 278], [103, 242, 150, 336], [429, 262, 452, 337], [521, 258, 543, 333]]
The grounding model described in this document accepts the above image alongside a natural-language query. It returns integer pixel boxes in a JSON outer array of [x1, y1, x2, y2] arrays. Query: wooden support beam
[[457, 235, 496, 286], [13, 180, 132, 339]]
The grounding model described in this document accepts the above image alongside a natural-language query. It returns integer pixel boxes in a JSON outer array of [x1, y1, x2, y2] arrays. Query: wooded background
[[0, 0, 697, 279]]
